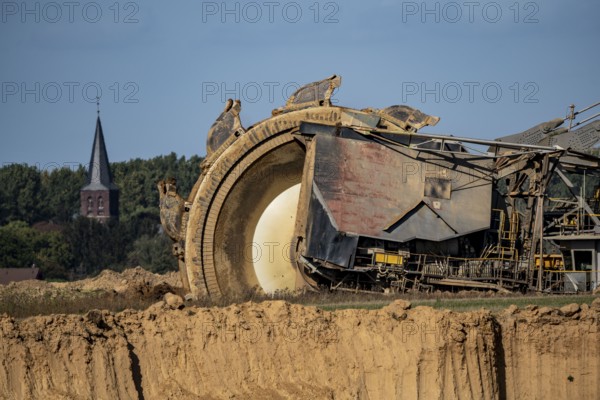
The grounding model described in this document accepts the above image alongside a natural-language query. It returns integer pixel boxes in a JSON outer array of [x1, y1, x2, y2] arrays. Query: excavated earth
[[0, 272, 599, 399], [0, 267, 182, 302]]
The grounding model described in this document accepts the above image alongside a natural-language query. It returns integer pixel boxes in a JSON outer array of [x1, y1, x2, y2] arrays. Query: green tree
[[111, 153, 203, 222], [0, 164, 43, 224], [0, 221, 73, 279], [62, 217, 112, 275], [40, 166, 86, 222], [127, 233, 177, 274], [35, 231, 74, 280], [0, 221, 38, 267]]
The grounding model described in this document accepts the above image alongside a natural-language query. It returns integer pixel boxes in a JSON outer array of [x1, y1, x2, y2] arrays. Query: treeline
[[0, 153, 202, 280]]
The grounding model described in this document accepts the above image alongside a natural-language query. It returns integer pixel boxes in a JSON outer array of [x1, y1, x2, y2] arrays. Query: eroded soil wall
[[1, 300, 598, 399]]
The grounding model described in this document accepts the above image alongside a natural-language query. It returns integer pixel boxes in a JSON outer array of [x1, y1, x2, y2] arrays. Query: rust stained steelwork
[[301, 133, 493, 243]]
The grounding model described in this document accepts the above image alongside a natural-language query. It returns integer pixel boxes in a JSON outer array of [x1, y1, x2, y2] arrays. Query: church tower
[[80, 107, 119, 222]]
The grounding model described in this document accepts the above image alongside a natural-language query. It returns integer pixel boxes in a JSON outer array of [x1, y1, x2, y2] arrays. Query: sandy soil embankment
[[1, 295, 599, 399]]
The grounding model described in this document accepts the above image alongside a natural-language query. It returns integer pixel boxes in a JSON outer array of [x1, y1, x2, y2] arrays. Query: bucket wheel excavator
[[159, 76, 600, 298]]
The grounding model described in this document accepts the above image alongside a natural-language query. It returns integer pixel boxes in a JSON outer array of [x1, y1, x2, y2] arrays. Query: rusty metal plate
[[307, 134, 493, 243]]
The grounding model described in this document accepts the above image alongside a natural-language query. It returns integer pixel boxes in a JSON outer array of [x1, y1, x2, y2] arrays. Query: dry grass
[[0, 290, 158, 319], [1, 282, 597, 318], [189, 287, 598, 313]]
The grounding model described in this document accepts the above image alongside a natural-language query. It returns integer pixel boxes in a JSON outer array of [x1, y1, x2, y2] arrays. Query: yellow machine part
[[373, 252, 403, 266], [534, 254, 564, 269]]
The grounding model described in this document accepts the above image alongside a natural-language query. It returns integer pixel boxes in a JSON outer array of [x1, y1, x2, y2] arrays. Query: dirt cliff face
[[1, 300, 599, 400]]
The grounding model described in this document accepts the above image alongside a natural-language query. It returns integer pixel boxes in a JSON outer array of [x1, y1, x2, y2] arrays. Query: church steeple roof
[[82, 116, 118, 191]]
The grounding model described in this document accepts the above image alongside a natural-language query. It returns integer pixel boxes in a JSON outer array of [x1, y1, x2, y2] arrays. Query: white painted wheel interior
[[252, 183, 301, 293]]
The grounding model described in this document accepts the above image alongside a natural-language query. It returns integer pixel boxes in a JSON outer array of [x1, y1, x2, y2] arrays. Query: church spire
[[80, 108, 119, 221], [82, 115, 117, 191]]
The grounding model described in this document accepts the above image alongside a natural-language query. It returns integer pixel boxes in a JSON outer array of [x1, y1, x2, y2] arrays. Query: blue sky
[[1, 0, 599, 169]]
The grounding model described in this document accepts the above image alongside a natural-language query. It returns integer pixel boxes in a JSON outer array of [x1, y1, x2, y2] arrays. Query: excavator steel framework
[[159, 76, 600, 298]]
